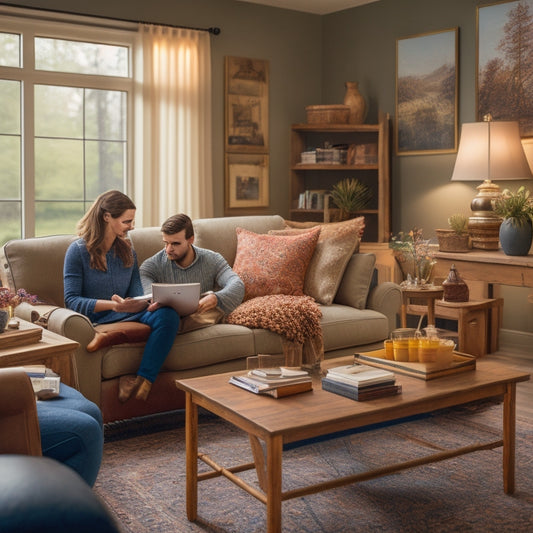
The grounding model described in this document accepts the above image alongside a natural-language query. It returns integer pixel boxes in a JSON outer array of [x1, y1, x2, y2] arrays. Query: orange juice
[[418, 337, 440, 362], [408, 337, 419, 362], [384, 339, 394, 360]]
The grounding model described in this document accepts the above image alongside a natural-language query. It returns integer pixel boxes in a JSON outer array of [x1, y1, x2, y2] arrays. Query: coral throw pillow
[[233, 227, 320, 300], [270, 217, 364, 305]]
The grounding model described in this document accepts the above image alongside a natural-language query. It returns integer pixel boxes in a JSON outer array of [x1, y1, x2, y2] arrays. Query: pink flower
[[0, 287, 39, 308]]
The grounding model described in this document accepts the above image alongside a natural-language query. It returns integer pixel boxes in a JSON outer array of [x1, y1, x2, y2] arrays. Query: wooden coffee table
[[176, 356, 530, 533]]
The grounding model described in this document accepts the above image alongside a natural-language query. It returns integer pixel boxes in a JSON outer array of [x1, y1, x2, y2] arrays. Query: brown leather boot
[[118, 374, 141, 403], [135, 378, 152, 401]]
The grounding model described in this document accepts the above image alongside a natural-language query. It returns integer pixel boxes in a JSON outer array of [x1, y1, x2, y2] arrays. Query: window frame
[[0, 8, 137, 239]]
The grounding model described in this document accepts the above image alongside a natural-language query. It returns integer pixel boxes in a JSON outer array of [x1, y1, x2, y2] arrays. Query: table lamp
[[450, 115, 533, 250]]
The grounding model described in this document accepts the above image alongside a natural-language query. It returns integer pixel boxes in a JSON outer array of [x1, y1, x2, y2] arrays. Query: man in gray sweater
[[139, 214, 245, 320]]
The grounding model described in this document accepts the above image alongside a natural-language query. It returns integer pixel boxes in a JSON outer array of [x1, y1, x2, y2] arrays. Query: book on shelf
[[322, 377, 402, 401], [325, 364, 395, 388], [229, 374, 313, 398]]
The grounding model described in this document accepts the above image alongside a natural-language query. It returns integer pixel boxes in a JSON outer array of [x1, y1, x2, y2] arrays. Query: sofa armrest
[[0, 368, 42, 456], [366, 282, 401, 333], [15, 304, 103, 407]]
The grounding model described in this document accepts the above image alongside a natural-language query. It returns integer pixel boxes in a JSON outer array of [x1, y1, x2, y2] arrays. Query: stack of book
[[321, 363, 401, 401], [21, 365, 61, 399], [229, 367, 313, 398]]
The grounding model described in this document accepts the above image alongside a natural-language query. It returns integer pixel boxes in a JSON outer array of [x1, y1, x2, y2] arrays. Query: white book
[[326, 365, 394, 388]]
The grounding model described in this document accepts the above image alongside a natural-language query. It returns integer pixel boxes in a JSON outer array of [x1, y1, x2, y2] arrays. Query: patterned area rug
[[95, 402, 533, 532]]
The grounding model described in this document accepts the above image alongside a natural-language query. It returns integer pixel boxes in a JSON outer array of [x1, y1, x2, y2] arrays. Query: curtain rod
[[0, 2, 221, 34]]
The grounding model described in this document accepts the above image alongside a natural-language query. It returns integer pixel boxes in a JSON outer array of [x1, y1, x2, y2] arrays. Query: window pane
[[35, 37, 129, 77], [35, 201, 84, 237], [86, 140, 125, 198], [0, 136, 21, 198], [35, 85, 83, 138], [0, 79, 20, 135], [85, 89, 126, 140], [0, 202, 21, 245], [0, 32, 20, 67], [35, 139, 83, 200]]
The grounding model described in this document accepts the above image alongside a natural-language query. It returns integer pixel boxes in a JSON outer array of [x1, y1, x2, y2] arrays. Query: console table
[[433, 250, 533, 298]]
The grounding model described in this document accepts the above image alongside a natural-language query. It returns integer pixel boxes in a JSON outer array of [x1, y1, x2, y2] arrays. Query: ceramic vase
[[343, 81, 366, 124], [499, 218, 533, 256]]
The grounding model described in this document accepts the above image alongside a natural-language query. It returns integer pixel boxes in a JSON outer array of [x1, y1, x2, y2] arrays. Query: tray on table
[[354, 348, 476, 380]]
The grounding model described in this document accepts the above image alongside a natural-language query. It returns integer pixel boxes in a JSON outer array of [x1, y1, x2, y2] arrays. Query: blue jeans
[[133, 307, 181, 383], [37, 384, 103, 487]]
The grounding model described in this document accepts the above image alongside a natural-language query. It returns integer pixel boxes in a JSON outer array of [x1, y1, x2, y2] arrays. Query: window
[[0, 13, 135, 245]]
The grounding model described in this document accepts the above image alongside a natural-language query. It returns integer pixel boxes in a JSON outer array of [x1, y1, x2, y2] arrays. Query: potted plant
[[492, 185, 533, 256], [329, 178, 372, 221], [435, 214, 471, 252]]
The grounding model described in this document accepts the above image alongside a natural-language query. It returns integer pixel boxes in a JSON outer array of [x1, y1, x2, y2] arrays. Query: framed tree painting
[[225, 153, 269, 210], [477, 0, 533, 137], [396, 28, 458, 155], [225, 56, 269, 153]]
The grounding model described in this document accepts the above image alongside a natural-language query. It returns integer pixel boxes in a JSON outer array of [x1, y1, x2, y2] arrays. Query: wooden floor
[[485, 349, 533, 419]]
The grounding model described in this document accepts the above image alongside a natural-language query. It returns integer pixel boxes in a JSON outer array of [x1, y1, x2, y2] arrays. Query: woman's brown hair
[[77, 190, 136, 271]]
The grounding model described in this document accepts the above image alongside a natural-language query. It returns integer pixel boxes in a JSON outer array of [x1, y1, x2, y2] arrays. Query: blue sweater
[[63, 238, 144, 324]]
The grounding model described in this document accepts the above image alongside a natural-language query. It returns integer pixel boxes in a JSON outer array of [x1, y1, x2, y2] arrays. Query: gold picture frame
[[396, 28, 458, 155], [225, 56, 269, 153], [225, 153, 269, 210]]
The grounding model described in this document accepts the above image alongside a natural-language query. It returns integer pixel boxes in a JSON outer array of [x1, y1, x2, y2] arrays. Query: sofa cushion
[[269, 217, 364, 305], [334, 253, 377, 309], [232, 227, 320, 300]]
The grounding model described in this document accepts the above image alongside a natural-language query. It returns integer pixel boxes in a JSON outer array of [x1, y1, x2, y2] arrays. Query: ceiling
[[239, 0, 379, 15]]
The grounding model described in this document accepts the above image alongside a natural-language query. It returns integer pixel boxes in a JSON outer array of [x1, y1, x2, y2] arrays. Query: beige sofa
[[1, 215, 401, 423]]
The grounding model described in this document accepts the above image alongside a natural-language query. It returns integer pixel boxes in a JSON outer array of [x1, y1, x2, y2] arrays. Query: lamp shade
[[451, 121, 533, 182]]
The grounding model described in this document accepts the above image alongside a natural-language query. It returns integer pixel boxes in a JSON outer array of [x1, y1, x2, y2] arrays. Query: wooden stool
[[401, 287, 444, 327], [405, 298, 503, 357]]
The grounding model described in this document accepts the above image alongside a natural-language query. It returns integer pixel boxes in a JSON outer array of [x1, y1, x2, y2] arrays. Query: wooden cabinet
[[289, 112, 390, 242]]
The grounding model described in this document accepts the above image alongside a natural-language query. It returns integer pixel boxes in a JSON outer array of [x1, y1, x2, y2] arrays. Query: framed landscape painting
[[396, 28, 458, 155], [225, 153, 269, 210], [477, 0, 533, 137]]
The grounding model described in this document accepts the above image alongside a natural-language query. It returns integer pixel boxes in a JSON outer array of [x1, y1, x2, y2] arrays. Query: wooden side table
[[405, 298, 503, 357], [401, 286, 444, 327], [0, 320, 79, 388]]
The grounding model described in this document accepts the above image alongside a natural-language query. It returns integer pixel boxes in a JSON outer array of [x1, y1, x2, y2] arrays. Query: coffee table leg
[[185, 392, 198, 520], [502, 382, 516, 494], [266, 434, 283, 533]]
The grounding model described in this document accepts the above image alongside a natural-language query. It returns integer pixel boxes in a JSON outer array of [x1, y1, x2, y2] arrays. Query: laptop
[[137, 283, 201, 316]]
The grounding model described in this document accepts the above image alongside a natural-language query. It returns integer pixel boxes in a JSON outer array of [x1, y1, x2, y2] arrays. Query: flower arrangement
[[0, 287, 39, 310], [389, 228, 436, 284]]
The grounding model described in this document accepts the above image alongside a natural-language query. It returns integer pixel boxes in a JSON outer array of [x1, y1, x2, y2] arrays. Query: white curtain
[[134, 24, 213, 226]]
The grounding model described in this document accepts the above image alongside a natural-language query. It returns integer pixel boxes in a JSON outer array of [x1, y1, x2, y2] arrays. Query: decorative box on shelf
[[305, 104, 350, 124]]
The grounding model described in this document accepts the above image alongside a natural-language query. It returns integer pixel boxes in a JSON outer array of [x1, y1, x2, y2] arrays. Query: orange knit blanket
[[226, 294, 324, 367]]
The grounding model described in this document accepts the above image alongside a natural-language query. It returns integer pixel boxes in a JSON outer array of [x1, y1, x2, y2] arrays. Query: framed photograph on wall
[[225, 56, 269, 153], [225, 153, 269, 209], [477, 0, 533, 137], [396, 28, 458, 155]]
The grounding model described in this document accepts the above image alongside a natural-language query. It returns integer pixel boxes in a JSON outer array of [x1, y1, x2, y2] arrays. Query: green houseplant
[[492, 186, 533, 256], [329, 178, 372, 221], [435, 213, 471, 253]]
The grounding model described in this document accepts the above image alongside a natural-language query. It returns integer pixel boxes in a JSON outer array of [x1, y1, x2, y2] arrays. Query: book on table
[[321, 377, 402, 401], [325, 363, 395, 388], [20, 365, 61, 399], [229, 369, 312, 398]]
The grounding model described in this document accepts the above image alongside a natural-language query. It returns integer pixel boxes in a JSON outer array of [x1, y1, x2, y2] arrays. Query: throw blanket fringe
[[226, 294, 324, 367]]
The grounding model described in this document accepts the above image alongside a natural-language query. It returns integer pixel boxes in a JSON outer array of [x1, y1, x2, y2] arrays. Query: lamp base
[[467, 216, 501, 250]]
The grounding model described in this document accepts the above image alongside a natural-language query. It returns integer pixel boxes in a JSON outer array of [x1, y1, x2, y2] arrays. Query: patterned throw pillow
[[270, 217, 364, 305], [232, 227, 320, 301]]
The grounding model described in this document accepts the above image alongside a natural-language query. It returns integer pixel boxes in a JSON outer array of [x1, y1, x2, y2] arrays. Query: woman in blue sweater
[[63, 190, 180, 402]]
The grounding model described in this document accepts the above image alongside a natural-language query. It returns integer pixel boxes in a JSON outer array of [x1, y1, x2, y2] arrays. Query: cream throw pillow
[[270, 217, 364, 305]]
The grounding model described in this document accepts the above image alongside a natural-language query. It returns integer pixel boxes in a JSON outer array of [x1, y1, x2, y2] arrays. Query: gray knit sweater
[[139, 246, 244, 315]]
